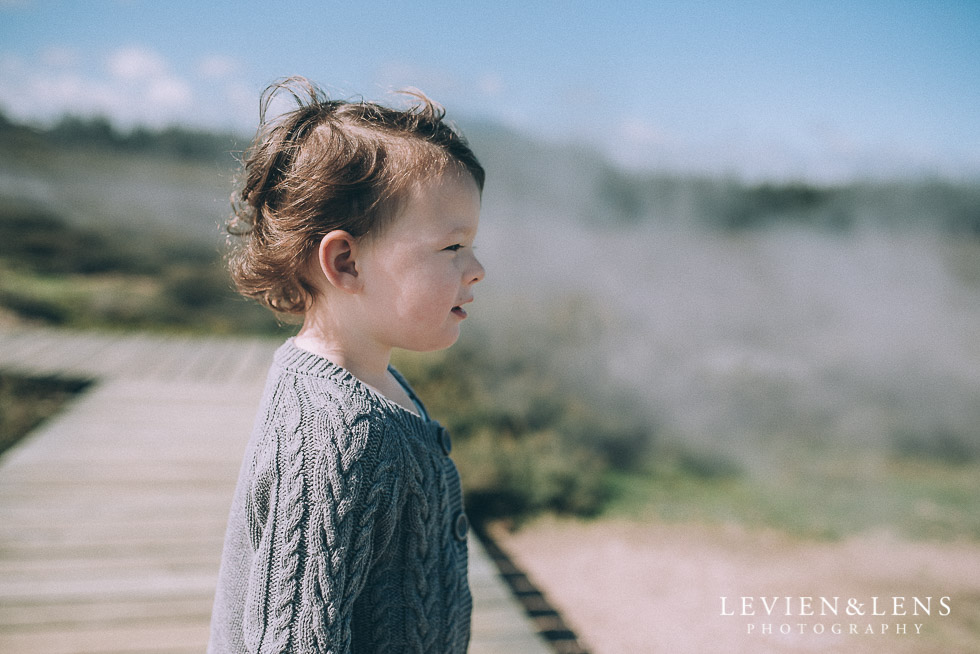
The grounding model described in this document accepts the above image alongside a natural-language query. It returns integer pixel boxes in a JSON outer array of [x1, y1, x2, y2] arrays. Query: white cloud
[[599, 116, 980, 182], [103, 47, 194, 124], [108, 46, 169, 82], [196, 54, 239, 80], [147, 75, 193, 112], [0, 44, 200, 128], [618, 117, 671, 147]]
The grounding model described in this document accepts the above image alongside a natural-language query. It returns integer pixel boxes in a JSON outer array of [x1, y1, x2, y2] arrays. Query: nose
[[468, 252, 485, 285]]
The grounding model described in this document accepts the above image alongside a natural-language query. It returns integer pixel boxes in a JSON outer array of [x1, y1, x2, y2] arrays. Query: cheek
[[411, 260, 458, 297], [375, 256, 459, 318], [390, 270, 451, 316]]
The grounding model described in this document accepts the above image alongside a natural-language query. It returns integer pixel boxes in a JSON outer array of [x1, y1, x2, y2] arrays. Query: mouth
[[451, 306, 467, 319]]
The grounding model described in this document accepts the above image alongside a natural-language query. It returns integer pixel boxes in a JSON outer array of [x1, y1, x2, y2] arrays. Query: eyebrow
[[445, 224, 476, 237]]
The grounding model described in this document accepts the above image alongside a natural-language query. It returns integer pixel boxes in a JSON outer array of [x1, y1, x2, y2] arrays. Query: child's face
[[356, 171, 484, 353]]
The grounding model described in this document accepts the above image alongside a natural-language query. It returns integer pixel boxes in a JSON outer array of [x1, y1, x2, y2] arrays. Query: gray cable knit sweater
[[208, 339, 471, 653]]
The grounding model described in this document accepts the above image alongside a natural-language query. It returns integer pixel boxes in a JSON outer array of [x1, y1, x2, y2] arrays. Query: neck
[[295, 311, 392, 389]]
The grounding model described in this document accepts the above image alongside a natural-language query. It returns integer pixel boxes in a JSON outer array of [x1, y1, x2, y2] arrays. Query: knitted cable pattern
[[241, 379, 303, 653], [208, 339, 471, 654], [404, 445, 438, 652], [295, 390, 375, 652], [353, 445, 401, 652], [264, 378, 307, 652], [438, 460, 462, 653]]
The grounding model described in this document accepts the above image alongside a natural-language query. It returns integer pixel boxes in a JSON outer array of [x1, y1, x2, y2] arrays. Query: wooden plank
[[0, 329, 55, 372], [0, 622, 210, 654], [38, 332, 113, 379], [0, 573, 219, 603], [150, 336, 209, 382], [0, 539, 224, 562], [0, 553, 221, 580], [11, 331, 98, 375], [184, 337, 238, 382], [223, 337, 277, 384], [469, 537, 553, 654], [0, 362, 255, 653], [0, 596, 214, 629], [80, 331, 164, 379]]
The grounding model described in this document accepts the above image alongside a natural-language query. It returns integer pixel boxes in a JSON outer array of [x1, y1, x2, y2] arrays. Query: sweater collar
[[273, 339, 447, 449]]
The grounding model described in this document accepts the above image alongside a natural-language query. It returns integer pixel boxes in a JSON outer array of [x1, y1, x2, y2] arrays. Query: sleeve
[[241, 379, 399, 654]]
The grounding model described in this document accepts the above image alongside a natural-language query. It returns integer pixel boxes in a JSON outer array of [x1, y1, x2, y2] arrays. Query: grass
[[603, 446, 980, 541], [0, 263, 284, 335], [0, 197, 287, 336]]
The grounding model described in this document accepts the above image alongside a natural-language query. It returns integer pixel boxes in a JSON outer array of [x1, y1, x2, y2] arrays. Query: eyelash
[[444, 244, 464, 252]]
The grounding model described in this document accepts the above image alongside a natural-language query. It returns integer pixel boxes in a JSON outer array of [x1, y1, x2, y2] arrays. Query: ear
[[316, 230, 362, 293]]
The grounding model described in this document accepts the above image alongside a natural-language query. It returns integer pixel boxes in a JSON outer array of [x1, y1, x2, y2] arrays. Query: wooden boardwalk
[[0, 327, 550, 654]]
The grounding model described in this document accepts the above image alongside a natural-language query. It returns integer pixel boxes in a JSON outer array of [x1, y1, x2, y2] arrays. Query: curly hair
[[226, 76, 485, 315]]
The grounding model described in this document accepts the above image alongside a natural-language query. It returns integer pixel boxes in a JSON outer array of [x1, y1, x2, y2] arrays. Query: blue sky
[[1, 0, 978, 180]]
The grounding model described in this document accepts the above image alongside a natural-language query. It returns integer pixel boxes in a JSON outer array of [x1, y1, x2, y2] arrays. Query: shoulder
[[243, 346, 410, 540], [258, 340, 391, 440], [252, 341, 433, 479]]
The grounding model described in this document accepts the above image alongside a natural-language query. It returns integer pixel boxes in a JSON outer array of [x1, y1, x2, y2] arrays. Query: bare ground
[[491, 518, 980, 654]]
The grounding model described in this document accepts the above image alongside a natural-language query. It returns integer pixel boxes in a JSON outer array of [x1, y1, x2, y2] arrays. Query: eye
[[443, 244, 464, 252]]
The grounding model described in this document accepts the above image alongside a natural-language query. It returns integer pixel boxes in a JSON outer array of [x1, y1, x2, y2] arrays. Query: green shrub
[[892, 426, 977, 464], [456, 427, 609, 522], [0, 289, 70, 324], [395, 321, 658, 524], [0, 199, 286, 335]]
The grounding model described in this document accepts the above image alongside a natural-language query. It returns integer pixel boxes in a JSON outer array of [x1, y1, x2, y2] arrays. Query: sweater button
[[454, 513, 469, 541], [438, 426, 452, 455]]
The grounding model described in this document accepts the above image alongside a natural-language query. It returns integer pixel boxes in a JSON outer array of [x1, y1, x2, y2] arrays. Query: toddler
[[208, 77, 485, 654]]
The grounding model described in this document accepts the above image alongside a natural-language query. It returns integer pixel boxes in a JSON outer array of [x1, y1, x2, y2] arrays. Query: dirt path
[[492, 518, 980, 654]]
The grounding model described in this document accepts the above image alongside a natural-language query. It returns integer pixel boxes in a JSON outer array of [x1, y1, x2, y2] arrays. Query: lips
[[452, 296, 474, 319]]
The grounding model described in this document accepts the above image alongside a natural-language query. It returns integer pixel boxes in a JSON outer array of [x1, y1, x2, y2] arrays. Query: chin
[[417, 328, 461, 353], [430, 335, 461, 352]]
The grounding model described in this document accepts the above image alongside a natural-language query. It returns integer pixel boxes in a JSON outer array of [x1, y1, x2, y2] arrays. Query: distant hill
[[464, 118, 980, 236], [0, 112, 243, 243], [1, 109, 978, 242], [0, 110, 245, 165]]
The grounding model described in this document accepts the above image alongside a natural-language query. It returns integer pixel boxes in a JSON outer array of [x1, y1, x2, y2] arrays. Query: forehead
[[392, 172, 481, 234]]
